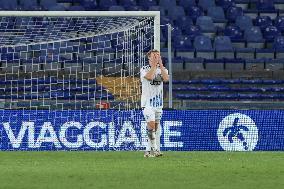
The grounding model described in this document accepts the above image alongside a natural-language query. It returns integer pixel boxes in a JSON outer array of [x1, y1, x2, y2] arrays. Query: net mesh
[[0, 16, 155, 111]]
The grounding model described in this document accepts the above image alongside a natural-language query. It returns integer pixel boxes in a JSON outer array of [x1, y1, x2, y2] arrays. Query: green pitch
[[0, 151, 283, 189]]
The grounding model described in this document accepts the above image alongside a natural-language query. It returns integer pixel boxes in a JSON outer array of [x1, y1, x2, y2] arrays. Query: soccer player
[[140, 49, 169, 157]]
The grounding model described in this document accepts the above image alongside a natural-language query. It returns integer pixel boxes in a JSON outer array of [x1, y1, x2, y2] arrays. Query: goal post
[[0, 11, 160, 111]]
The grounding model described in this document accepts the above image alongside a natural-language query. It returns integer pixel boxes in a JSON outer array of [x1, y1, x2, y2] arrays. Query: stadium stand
[[1, 0, 284, 107]]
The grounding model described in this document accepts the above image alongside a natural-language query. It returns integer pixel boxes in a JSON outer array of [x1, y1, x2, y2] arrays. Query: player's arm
[[144, 54, 158, 81], [158, 55, 169, 82], [144, 65, 157, 81]]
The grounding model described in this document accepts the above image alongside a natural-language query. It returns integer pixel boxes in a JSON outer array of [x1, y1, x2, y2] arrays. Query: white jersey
[[140, 65, 168, 108]]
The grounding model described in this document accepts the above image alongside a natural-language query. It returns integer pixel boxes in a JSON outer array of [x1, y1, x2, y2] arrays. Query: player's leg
[[142, 108, 157, 157], [154, 108, 163, 157]]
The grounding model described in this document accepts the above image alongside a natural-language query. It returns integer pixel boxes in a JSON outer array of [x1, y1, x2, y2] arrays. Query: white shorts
[[142, 107, 163, 123]]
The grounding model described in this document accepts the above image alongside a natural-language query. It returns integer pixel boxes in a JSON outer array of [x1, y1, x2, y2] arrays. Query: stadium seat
[[172, 57, 184, 71], [254, 16, 273, 30], [223, 26, 243, 41], [204, 58, 225, 70], [217, 0, 236, 9], [275, 16, 284, 31], [148, 6, 166, 16], [109, 6, 125, 11], [199, 0, 216, 10], [175, 16, 193, 31], [0, 0, 18, 10], [196, 16, 216, 33], [244, 26, 265, 48], [48, 4, 66, 11], [98, 0, 118, 9], [214, 36, 235, 58], [159, 0, 176, 10], [125, 6, 143, 11], [263, 26, 281, 41], [265, 58, 284, 71], [226, 6, 243, 22], [235, 48, 255, 59], [137, 0, 157, 8], [80, 0, 98, 10], [273, 36, 284, 58], [19, 0, 39, 10], [184, 58, 205, 71], [256, 0, 275, 11], [208, 6, 227, 23], [167, 6, 186, 20], [245, 58, 265, 70], [178, 0, 196, 9], [184, 25, 202, 40], [224, 58, 245, 71], [236, 15, 253, 31], [68, 6, 85, 11], [40, 0, 57, 10], [273, 36, 284, 50], [174, 36, 194, 58], [188, 6, 204, 21], [120, 0, 137, 7], [194, 35, 214, 59], [255, 48, 275, 59]]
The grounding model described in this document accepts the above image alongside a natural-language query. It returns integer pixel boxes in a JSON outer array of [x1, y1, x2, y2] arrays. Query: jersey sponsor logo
[[150, 93, 163, 107], [217, 113, 259, 151]]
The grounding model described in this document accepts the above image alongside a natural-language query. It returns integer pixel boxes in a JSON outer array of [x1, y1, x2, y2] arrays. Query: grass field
[[0, 151, 283, 189]]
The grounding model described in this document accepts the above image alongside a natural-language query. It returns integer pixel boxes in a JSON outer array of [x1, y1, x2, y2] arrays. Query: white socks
[[146, 130, 157, 151], [156, 124, 161, 151]]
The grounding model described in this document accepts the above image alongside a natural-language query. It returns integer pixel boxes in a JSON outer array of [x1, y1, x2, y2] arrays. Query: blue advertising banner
[[0, 110, 283, 151]]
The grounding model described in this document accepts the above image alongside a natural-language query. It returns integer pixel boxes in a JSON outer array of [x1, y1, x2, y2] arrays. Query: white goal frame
[[0, 11, 161, 51]]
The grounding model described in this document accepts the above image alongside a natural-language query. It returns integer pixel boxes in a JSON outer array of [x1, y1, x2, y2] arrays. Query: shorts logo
[[217, 113, 258, 151]]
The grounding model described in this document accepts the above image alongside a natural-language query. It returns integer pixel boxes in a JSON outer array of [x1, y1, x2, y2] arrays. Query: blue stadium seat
[[184, 58, 205, 70], [19, 0, 39, 10], [263, 26, 281, 41], [0, 0, 18, 10], [275, 16, 284, 32], [199, 0, 216, 10], [125, 6, 143, 11], [120, 0, 137, 7], [254, 16, 273, 30], [178, 0, 196, 9], [255, 48, 275, 59], [244, 26, 265, 48], [273, 36, 284, 50], [80, 0, 98, 10], [214, 36, 234, 58], [188, 6, 204, 21], [223, 26, 243, 40], [159, 0, 176, 10], [68, 5, 85, 11], [40, 0, 57, 10], [225, 58, 245, 71], [99, 0, 117, 9], [204, 58, 225, 70], [226, 6, 243, 22], [184, 25, 202, 40], [217, 0, 236, 9], [46, 4, 66, 11], [168, 6, 186, 20], [194, 36, 214, 59], [236, 15, 253, 30], [196, 16, 216, 33], [137, 0, 157, 8], [175, 16, 193, 31], [208, 6, 227, 23], [148, 6, 166, 16], [256, 0, 275, 11], [173, 35, 193, 51], [109, 6, 125, 11]]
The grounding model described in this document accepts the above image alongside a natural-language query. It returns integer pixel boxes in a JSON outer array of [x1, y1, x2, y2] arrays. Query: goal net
[[0, 11, 160, 151]]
